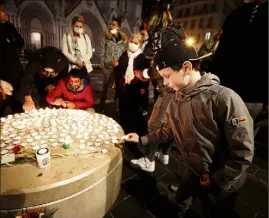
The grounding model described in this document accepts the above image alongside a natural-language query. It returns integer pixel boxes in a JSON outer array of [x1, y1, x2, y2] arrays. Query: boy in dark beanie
[[125, 41, 254, 217]]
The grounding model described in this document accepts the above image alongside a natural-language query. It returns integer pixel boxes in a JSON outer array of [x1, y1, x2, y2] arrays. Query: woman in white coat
[[62, 15, 93, 75]]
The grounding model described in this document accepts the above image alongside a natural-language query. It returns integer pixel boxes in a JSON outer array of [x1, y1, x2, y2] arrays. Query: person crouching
[[46, 69, 95, 111]]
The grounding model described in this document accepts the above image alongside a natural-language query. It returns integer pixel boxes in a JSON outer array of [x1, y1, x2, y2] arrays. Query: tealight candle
[[21, 142, 28, 147], [1, 149, 9, 155], [9, 133, 16, 138], [80, 139, 85, 144], [7, 145, 15, 150], [51, 143, 59, 147], [88, 146, 95, 151], [112, 139, 118, 144], [95, 143, 100, 147], [59, 139, 65, 143], [87, 142, 93, 146], [101, 149, 108, 154], [32, 146, 40, 151], [79, 144, 86, 149], [41, 144, 48, 148]]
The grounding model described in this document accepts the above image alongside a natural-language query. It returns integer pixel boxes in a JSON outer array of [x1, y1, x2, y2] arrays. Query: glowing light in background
[[186, 37, 195, 46]]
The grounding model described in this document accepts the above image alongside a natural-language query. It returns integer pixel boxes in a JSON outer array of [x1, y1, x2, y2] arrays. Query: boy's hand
[[23, 101, 35, 111], [140, 89, 146, 95], [200, 174, 211, 187], [112, 60, 119, 68], [122, 133, 139, 143]]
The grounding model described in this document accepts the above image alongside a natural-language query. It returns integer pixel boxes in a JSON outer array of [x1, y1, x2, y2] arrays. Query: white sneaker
[[155, 151, 169, 165], [130, 157, 155, 172]]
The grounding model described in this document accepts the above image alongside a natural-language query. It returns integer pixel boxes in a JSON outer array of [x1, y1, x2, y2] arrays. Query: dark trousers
[[145, 89, 175, 161], [171, 168, 239, 218], [119, 85, 148, 136], [100, 65, 114, 109]]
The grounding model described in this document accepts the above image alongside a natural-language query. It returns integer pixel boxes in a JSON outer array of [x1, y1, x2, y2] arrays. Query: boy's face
[[158, 62, 192, 91]]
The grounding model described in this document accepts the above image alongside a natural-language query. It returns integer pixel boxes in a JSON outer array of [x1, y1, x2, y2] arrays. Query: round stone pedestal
[[0, 146, 122, 218]]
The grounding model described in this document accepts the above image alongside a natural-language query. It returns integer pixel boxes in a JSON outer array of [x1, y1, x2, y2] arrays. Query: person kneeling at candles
[[124, 41, 254, 218], [17, 46, 69, 111], [46, 68, 95, 111]]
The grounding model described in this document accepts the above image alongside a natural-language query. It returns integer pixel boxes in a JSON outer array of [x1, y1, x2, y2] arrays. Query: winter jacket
[[114, 51, 150, 96], [62, 33, 93, 73], [141, 73, 254, 191], [100, 29, 127, 68], [46, 77, 95, 110], [0, 21, 24, 87]]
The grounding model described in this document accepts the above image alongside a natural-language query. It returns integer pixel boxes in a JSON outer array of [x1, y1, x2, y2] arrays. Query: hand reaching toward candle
[[54, 98, 66, 107], [122, 133, 139, 143], [66, 101, 76, 109]]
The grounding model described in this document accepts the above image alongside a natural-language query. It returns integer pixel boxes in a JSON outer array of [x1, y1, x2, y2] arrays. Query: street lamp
[[186, 37, 195, 46]]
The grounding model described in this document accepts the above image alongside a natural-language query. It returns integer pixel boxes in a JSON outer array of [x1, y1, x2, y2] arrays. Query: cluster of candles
[[0, 108, 124, 156]]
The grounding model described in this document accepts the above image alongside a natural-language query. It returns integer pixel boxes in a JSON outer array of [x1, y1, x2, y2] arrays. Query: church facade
[[4, 0, 143, 63]]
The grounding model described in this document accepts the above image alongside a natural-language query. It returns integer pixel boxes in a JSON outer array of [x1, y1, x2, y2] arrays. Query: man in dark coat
[[213, 0, 268, 114], [16, 46, 69, 111], [213, 0, 268, 136], [0, 3, 24, 115]]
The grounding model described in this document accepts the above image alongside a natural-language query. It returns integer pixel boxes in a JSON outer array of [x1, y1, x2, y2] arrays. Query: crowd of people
[[0, 0, 268, 217]]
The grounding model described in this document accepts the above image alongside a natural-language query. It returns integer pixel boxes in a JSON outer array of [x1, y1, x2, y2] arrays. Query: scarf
[[125, 49, 142, 84]]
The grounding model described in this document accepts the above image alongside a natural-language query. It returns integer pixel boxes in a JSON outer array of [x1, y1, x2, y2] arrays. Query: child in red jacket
[[46, 69, 95, 110]]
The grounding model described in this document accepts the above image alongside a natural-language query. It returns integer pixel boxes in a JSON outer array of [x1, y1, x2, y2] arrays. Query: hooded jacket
[[141, 73, 254, 191], [100, 28, 127, 68], [46, 77, 95, 109], [17, 47, 69, 104]]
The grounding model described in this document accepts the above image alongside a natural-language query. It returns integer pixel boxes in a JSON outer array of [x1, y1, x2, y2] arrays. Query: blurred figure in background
[[213, 0, 268, 136], [0, 1, 24, 115], [198, 29, 222, 73], [62, 14, 93, 76], [99, 17, 127, 113]]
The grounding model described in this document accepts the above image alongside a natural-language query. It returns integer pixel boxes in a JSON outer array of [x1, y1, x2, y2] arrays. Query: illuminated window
[[205, 32, 211, 40], [31, 32, 41, 49]]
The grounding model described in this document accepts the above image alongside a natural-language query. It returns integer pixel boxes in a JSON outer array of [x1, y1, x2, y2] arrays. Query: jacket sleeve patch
[[231, 116, 247, 126]]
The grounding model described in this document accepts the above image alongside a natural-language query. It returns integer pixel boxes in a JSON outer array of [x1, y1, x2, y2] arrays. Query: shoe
[[130, 157, 155, 172], [156, 182, 177, 206], [155, 151, 169, 165], [169, 184, 179, 193]]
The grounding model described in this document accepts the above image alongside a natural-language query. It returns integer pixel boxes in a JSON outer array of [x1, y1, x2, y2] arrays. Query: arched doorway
[[30, 17, 43, 50], [19, 1, 55, 50]]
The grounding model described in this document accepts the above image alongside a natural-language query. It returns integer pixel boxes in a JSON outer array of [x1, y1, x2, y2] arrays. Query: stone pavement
[[90, 70, 268, 218]]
